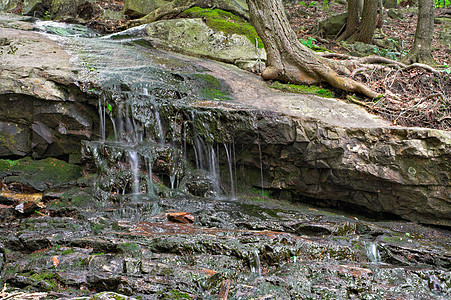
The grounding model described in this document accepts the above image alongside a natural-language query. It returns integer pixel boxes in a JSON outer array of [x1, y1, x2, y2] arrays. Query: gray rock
[[387, 8, 404, 20], [316, 13, 347, 37], [124, 0, 170, 18], [0, 122, 30, 156], [142, 18, 266, 70]]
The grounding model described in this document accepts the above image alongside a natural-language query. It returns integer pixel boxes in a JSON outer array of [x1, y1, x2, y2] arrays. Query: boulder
[[316, 13, 347, 37], [142, 18, 266, 70], [124, 0, 170, 18]]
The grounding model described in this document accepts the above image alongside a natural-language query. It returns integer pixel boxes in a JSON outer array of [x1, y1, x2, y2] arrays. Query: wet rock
[[87, 272, 122, 292], [0, 122, 30, 157]]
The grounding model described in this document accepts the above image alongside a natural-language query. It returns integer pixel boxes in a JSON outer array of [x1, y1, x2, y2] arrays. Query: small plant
[[44, 11, 51, 21], [435, 0, 451, 8]]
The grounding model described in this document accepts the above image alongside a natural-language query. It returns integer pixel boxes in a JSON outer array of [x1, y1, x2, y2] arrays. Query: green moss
[[269, 81, 333, 98], [29, 271, 59, 290], [118, 242, 140, 254], [62, 248, 74, 255], [191, 73, 232, 101], [180, 7, 263, 48], [165, 289, 192, 299], [0, 157, 82, 187]]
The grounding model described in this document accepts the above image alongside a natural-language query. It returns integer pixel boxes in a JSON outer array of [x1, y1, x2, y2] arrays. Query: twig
[[424, 93, 445, 101], [346, 95, 372, 108], [218, 279, 231, 300]]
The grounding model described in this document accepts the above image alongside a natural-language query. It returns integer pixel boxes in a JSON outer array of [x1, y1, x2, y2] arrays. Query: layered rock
[[0, 16, 98, 160]]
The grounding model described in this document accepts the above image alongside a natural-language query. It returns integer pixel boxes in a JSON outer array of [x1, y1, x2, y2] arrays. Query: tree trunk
[[338, 0, 360, 41], [402, 0, 436, 65], [246, 0, 379, 98], [349, 0, 378, 43]]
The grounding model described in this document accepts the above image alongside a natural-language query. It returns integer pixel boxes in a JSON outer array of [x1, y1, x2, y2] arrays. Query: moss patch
[[0, 157, 82, 190], [191, 73, 232, 101], [180, 7, 263, 48], [269, 81, 333, 98]]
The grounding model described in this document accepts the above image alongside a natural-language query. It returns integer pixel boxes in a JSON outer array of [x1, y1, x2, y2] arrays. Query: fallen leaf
[[52, 256, 59, 268]]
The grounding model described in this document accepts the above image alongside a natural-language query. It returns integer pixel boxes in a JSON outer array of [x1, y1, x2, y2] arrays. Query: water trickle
[[250, 249, 262, 277], [99, 98, 106, 141], [366, 242, 381, 264], [154, 108, 164, 143], [224, 143, 236, 198], [128, 151, 140, 197], [257, 135, 264, 194]]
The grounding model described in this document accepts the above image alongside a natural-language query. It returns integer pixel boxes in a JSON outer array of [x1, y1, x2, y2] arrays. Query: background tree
[[403, 0, 436, 65], [245, 0, 379, 98], [338, 0, 381, 43]]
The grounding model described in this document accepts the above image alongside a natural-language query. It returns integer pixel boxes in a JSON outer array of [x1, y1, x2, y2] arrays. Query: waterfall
[[250, 250, 262, 277], [99, 98, 106, 141], [257, 135, 264, 194], [128, 151, 140, 196], [366, 242, 381, 264], [224, 143, 236, 198]]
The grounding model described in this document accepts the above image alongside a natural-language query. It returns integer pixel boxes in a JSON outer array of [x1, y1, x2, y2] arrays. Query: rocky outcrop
[[110, 17, 266, 72], [0, 0, 96, 20], [0, 15, 98, 160]]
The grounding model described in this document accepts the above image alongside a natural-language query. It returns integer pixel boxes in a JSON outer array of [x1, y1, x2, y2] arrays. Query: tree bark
[[246, 0, 379, 98], [338, 0, 360, 41], [402, 0, 436, 65], [349, 0, 378, 43]]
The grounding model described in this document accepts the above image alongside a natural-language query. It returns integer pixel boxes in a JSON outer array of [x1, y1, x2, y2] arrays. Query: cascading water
[[366, 242, 381, 264], [33, 19, 249, 216]]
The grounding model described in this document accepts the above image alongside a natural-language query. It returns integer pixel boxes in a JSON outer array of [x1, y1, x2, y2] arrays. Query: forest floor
[[87, 0, 450, 130]]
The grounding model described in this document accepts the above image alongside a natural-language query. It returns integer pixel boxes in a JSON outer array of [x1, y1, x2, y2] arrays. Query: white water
[[224, 143, 236, 198], [128, 151, 140, 196], [251, 250, 262, 277], [366, 242, 381, 264]]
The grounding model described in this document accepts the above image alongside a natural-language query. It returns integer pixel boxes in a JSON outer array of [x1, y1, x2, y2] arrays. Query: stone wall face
[[225, 112, 451, 226]]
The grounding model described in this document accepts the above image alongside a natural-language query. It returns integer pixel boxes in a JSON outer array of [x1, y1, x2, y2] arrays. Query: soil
[[85, 1, 451, 130]]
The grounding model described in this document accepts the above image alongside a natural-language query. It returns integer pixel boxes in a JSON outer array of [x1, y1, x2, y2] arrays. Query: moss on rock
[[0, 157, 82, 191], [269, 81, 333, 98], [180, 7, 263, 48]]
